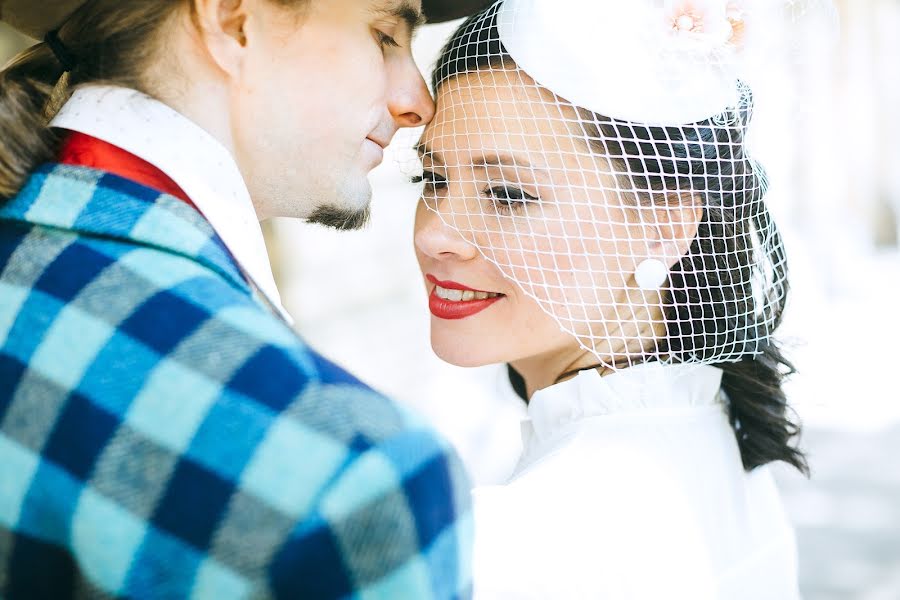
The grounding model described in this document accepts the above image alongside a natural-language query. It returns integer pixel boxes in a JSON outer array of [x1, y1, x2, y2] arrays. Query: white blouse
[[473, 363, 800, 600]]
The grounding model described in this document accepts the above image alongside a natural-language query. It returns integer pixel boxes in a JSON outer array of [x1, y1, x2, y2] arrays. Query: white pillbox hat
[[496, 0, 747, 125]]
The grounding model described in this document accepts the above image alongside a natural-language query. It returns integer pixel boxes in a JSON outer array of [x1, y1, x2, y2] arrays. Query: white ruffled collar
[[524, 362, 725, 443]]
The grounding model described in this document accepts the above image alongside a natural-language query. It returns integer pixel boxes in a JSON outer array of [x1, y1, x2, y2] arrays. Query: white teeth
[[435, 287, 463, 301], [435, 285, 501, 302]]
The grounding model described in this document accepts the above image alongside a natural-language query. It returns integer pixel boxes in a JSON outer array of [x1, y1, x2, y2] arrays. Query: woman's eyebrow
[[415, 146, 549, 180], [416, 142, 444, 165], [472, 153, 550, 180]]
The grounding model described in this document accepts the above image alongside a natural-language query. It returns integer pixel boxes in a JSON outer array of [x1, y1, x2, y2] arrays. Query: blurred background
[[3, 2, 898, 597]]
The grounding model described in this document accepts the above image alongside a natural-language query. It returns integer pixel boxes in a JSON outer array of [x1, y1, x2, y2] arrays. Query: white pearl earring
[[635, 259, 668, 291]]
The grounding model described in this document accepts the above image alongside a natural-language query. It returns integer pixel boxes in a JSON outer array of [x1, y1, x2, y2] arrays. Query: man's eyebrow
[[373, 1, 426, 32]]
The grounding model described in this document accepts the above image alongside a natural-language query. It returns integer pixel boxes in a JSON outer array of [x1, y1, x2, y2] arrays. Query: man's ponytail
[[0, 43, 67, 200], [0, 0, 212, 202]]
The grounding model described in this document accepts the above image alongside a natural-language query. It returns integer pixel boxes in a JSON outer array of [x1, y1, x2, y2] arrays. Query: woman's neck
[[511, 348, 605, 400], [511, 315, 668, 400]]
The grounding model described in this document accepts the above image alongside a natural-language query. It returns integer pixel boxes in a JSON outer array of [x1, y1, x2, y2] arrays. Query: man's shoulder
[[2, 169, 247, 335], [0, 171, 463, 485], [0, 199, 395, 407], [0, 174, 473, 598], [0, 162, 436, 418]]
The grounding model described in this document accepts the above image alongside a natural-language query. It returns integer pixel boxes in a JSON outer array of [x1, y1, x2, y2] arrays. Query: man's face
[[232, 0, 432, 227]]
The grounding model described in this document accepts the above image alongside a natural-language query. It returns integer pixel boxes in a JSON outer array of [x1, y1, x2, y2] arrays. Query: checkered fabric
[[0, 164, 474, 600]]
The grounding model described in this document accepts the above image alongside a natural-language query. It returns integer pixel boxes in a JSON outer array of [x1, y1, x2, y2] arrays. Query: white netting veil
[[401, 0, 830, 371]]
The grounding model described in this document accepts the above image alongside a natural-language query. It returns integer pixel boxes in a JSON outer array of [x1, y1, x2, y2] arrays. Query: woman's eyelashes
[[410, 170, 447, 193], [411, 171, 538, 214], [484, 184, 538, 214]]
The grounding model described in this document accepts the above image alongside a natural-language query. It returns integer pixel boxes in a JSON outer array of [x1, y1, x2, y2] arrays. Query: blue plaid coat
[[0, 164, 473, 600]]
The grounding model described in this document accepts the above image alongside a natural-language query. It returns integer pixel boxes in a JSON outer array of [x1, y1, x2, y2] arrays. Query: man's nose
[[388, 58, 436, 128]]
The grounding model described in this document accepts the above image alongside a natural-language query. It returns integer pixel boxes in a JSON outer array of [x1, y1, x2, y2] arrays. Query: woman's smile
[[426, 274, 506, 319]]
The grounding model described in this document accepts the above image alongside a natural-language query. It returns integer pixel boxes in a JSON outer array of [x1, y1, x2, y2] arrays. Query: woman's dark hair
[[435, 4, 808, 475]]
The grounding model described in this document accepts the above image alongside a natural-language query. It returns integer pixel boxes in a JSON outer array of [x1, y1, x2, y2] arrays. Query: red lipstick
[[426, 275, 504, 320]]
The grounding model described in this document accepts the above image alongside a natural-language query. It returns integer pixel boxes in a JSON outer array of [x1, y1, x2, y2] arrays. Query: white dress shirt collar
[[51, 85, 293, 325]]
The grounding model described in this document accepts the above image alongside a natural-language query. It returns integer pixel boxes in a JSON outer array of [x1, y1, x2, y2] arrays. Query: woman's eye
[[484, 185, 538, 214], [410, 170, 447, 193]]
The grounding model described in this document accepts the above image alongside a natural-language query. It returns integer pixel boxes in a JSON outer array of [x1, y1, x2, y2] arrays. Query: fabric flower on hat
[[665, 0, 745, 53], [726, 2, 747, 47], [669, 0, 706, 34]]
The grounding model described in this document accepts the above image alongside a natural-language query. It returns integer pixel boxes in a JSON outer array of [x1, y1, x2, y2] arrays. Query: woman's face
[[413, 69, 667, 373]]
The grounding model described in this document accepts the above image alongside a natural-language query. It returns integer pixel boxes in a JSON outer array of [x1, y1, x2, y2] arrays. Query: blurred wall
[[0, 22, 31, 63]]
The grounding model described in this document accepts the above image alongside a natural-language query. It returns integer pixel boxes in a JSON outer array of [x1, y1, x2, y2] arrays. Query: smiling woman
[[414, 0, 805, 469], [410, 0, 809, 597]]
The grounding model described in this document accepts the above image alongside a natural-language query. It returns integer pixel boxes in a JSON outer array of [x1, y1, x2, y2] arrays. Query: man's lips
[[363, 137, 386, 166]]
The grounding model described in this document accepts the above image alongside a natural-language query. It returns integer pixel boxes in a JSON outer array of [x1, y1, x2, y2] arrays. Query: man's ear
[[644, 194, 705, 269], [192, 0, 249, 77]]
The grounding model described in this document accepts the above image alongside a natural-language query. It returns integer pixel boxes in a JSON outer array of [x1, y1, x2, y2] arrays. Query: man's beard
[[307, 204, 371, 231]]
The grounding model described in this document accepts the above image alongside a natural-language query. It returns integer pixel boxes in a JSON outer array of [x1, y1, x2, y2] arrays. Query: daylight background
[[3, 1, 899, 597]]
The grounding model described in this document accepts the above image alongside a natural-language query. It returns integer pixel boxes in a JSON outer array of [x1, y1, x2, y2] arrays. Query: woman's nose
[[414, 199, 479, 262]]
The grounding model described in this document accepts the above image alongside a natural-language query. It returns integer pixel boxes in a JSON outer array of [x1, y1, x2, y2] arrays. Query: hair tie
[[44, 29, 77, 72]]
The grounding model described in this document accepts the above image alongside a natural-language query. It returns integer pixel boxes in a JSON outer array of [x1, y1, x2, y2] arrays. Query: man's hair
[[0, 0, 308, 200]]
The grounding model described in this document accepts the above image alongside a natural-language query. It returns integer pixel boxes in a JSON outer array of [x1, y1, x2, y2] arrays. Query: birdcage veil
[[400, 0, 835, 372]]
